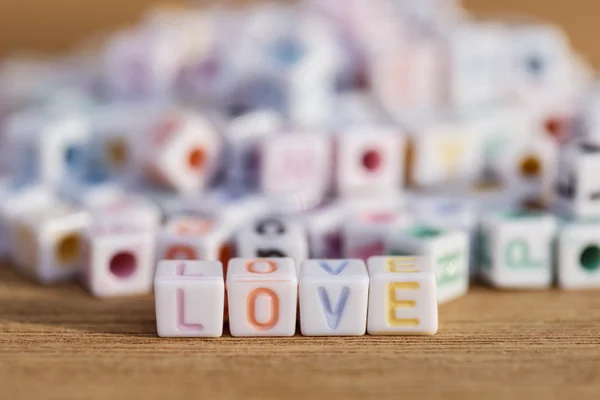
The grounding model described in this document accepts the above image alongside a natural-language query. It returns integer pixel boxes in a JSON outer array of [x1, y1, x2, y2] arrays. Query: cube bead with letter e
[[479, 210, 557, 289], [227, 257, 297, 337], [386, 225, 469, 304], [154, 260, 225, 337], [367, 256, 438, 335], [299, 259, 369, 336]]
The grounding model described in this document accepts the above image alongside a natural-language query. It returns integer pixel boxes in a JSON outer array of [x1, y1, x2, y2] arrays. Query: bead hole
[[56, 233, 81, 265], [109, 251, 137, 279]]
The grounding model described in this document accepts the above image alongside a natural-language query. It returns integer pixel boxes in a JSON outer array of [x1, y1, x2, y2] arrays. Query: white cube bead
[[12, 205, 91, 283], [258, 131, 331, 198], [409, 120, 484, 188], [367, 256, 438, 335], [0, 184, 61, 259], [409, 191, 478, 276], [154, 260, 225, 337], [554, 142, 600, 218], [299, 259, 369, 336], [479, 210, 557, 289], [557, 220, 600, 290], [83, 222, 156, 298], [333, 127, 405, 196], [141, 110, 221, 193], [386, 225, 469, 304], [226, 257, 298, 336], [507, 23, 574, 103]]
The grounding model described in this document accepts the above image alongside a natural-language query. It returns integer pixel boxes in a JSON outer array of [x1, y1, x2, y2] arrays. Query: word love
[[154, 257, 438, 337]]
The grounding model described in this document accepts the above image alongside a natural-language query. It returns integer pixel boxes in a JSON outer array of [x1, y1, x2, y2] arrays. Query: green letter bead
[[436, 251, 462, 286], [504, 238, 544, 269]]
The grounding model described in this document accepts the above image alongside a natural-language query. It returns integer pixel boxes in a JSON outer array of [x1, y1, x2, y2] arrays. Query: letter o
[[245, 259, 278, 274], [247, 288, 279, 330]]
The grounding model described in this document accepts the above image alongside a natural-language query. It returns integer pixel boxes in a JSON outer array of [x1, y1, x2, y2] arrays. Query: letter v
[[317, 260, 349, 275], [317, 286, 350, 330]]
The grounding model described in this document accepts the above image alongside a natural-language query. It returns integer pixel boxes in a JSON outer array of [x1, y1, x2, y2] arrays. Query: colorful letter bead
[[258, 131, 331, 199], [12, 205, 90, 283], [140, 110, 221, 193], [409, 191, 478, 276], [367, 256, 438, 335], [557, 220, 600, 290], [235, 217, 308, 270], [409, 120, 484, 189], [227, 258, 297, 336], [479, 210, 557, 289], [82, 222, 156, 297], [554, 142, 600, 218], [157, 215, 233, 266], [299, 259, 369, 336], [386, 225, 469, 304], [154, 260, 225, 337], [333, 127, 405, 196]]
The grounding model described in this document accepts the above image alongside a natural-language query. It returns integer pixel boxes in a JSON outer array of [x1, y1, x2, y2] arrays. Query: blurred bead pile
[[0, 0, 599, 305]]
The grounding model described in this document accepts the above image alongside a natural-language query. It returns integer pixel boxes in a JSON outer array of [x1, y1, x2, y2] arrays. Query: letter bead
[[82, 222, 155, 298], [227, 258, 297, 337], [154, 260, 225, 337], [557, 220, 600, 290], [479, 210, 557, 289], [299, 259, 369, 336], [386, 225, 469, 304], [367, 256, 438, 335], [235, 217, 309, 271]]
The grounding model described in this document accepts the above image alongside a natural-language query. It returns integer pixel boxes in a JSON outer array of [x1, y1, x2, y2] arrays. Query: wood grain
[[1, 264, 600, 400]]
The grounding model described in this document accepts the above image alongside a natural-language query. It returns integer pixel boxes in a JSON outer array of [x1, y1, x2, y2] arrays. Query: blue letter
[[317, 260, 349, 275], [317, 286, 350, 330]]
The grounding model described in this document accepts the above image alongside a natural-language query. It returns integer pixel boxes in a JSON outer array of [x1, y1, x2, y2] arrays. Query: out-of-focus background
[[0, 0, 598, 66]]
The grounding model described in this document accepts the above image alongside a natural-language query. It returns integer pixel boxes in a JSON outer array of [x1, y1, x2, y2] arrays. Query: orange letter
[[247, 288, 279, 330], [245, 259, 278, 274], [165, 245, 197, 260]]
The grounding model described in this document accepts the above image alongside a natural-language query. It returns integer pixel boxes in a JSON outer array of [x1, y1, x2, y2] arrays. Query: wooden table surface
[[1, 263, 600, 400], [2, 1, 600, 399]]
